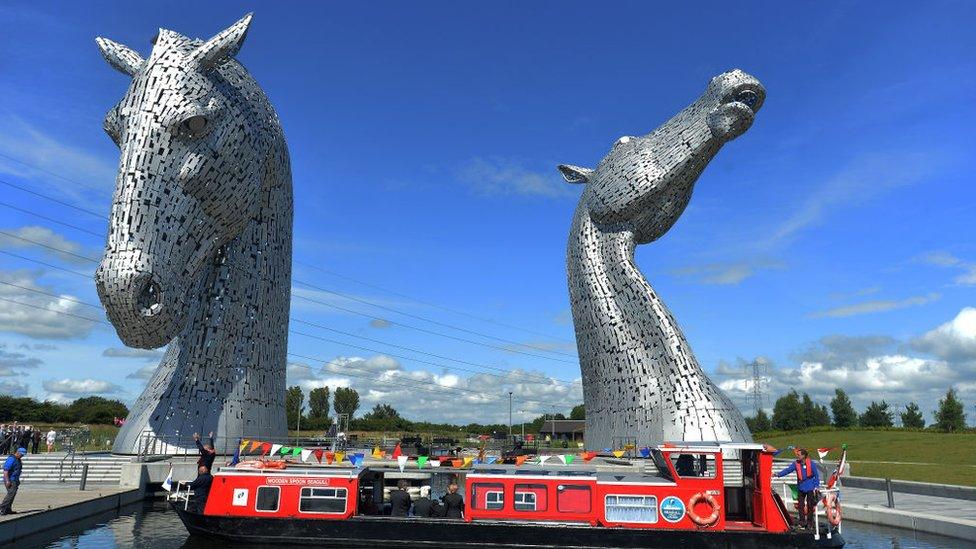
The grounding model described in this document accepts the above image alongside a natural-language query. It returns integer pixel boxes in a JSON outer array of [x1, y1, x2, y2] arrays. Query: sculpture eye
[[179, 115, 209, 138], [734, 89, 760, 109]]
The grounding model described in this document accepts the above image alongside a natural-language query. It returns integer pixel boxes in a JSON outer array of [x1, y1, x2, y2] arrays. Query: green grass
[[756, 429, 976, 487]]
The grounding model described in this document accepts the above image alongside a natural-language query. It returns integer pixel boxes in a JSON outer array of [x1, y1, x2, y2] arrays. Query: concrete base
[[120, 460, 200, 488], [0, 486, 143, 544], [843, 504, 976, 541], [842, 476, 976, 502]]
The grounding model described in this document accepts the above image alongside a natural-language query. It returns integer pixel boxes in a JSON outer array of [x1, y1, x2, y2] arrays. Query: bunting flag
[[301, 449, 313, 462], [429, 459, 441, 468], [372, 446, 383, 458], [314, 449, 324, 463], [335, 451, 346, 464], [639, 447, 651, 458], [624, 443, 636, 450], [417, 456, 429, 469], [349, 453, 365, 467], [392, 443, 402, 460], [230, 440, 242, 466], [817, 447, 833, 461], [462, 457, 474, 468], [538, 455, 552, 466], [515, 455, 528, 466], [582, 451, 597, 462], [324, 451, 334, 464], [558, 454, 574, 465], [486, 456, 498, 465], [291, 447, 302, 456], [270, 444, 282, 457], [603, 447, 612, 453], [260, 442, 271, 456], [612, 450, 625, 458], [397, 455, 409, 472], [282, 446, 294, 455], [451, 459, 463, 468], [239, 439, 250, 453]]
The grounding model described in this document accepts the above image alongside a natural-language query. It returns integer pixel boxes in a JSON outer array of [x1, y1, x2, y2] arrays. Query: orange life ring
[[687, 492, 721, 527], [824, 493, 842, 526]]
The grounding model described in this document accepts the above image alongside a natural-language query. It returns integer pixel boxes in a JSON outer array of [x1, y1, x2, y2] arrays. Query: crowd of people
[[0, 424, 56, 455], [384, 480, 465, 519]]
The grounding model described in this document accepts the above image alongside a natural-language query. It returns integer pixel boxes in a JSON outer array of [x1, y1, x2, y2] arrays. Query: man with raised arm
[[193, 432, 217, 472]]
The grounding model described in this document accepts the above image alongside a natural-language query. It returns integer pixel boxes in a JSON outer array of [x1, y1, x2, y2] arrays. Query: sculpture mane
[[560, 70, 765, 449], [94, 14, 292, 453]]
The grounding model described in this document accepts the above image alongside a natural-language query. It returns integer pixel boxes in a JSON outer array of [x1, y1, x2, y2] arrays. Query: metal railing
[[167, 481, 193, 510], [132, 430, 352, 461], [58, 444, 80, 482]]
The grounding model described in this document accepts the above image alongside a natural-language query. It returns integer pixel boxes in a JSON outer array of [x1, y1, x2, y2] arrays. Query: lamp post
[[519, 410, 526, 439], [508, 391, 513, 439]]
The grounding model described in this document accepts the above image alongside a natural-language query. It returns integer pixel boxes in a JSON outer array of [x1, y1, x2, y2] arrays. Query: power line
[[0, 229, 101, 264], [294, 258, 575, 344], [2, 243, 579, 390], [0, 280, 104, 310], [0, 173, 577, 361], [0, 250, 93, 278], [0, 200, 104, 238]]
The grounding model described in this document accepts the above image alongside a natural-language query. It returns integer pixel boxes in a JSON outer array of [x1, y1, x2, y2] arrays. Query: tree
[[363, 403, 401, 420], [285, 386, 304, 430], [934, 389, 966, 432], [830, 389, 857, 428], [772, 390, 805, 431], [333, 387, 360, 419], [745, 409, 772, 433], [570, 404, 585, 420], [859, 400, 893, 428], [67, 396, 129, 425], [900, 402, 925, 429], [308, 387, 330, 419]]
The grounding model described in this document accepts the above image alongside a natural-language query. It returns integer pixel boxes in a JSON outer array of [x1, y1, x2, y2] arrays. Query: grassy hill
[[756, 429, 976, 487]]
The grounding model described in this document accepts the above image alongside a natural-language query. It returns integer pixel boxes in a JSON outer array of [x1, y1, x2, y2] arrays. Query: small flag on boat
[[349, 453, 365, 467], [451, 459, 463, 468], [392, 443, 402, 460], [817, 447, 833, 461], [270, 444, 282, 456], [417, 456, 429, 469], [291, 447, 302, 457], [515, 455, 528, 466], [462, 457, 473, 468], [280, 446, 292, 455], [639, 447, 651, 458], [239, 439, 250, 453], [161, 465, 173, 492], [301, 449, 313, 462], [230, 439, 242, 466], [581, 451, 597, 462], [538, 455, 552, 466], [397, 455, 408, 472], [558, 454, 575, 465], [313, 449, 324, 463], [249, 440, 262, 452], [612, 450, 625, 458], [335, 451, 346, 464], [372, 446, 383, 458], [486, 456, 497, 465], [323, 451, 333, 464]]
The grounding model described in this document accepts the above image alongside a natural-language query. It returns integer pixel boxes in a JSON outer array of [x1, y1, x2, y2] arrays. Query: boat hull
[[173, 503, 844, 548]]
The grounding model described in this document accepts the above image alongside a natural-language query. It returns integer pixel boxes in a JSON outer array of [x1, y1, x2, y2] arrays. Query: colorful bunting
[[397, 455, 409, 472], [239, 439, 250, 453], [392, 443, 402, 460], [270, 444, 282, 457], [372, 446, 383, 458], [429, 459, 441, 468], [324, 451, 334, 464], [250, 440, 263, 452], [515, 455, 528, 466], [486, 456, 497, 465], [314, 449, 324, 463], [451, 459, 463, 468], [417, 456, 429, 469], [462, 457, 473, 468], [612, 450, 625, 458], [538, 455, 552, 466], [349, 453, 365, 467], [301, 449, 313, 462], [335, 451, 346, 464], [291, 447, 302, 456], [817, 447, 833, 460], [639, 447, 651, 458], [581, 451, 597, 462]]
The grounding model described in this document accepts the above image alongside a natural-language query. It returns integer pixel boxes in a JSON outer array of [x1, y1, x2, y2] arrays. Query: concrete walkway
[[842, 486, 976, 522], [0, 484, 142, 543]]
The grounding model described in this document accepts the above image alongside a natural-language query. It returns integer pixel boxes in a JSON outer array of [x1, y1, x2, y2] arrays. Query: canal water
[[20, 500, 975, 548]]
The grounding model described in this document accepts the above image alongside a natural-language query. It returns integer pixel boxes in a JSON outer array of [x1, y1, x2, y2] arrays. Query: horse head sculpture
[[95, 14, 292, 453]]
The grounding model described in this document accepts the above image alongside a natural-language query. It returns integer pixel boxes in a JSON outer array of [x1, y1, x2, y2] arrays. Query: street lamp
[[519, 410, 526, 439], [508, 391, 513, 439]]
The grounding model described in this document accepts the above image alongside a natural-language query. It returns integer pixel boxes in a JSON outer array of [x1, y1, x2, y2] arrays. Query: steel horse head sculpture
[[561, 69, 765, 449], [95, 13, 292, 453]]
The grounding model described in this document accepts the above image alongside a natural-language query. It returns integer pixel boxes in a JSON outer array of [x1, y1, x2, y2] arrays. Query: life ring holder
[[687, 491, 721, 527]]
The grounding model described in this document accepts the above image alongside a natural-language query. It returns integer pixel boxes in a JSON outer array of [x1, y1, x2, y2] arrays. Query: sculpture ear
[[190, 13, 253, 70], [95, 37, 145, 77], [557, 164, 593, 184]]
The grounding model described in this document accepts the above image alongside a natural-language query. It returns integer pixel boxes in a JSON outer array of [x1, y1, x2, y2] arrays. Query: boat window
[[670, 453, 717, 479], [605, 494, 658, 523], [650, 450, 675, 482], [556, 484, 591, 513], [514, 484, 547, 512], [299, 486, 348, 514], [255, 486, 280, 512], [471, 483, 505, 510]]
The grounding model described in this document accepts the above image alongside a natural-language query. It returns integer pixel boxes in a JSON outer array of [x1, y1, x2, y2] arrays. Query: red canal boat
[[170, 442, 844, 548]]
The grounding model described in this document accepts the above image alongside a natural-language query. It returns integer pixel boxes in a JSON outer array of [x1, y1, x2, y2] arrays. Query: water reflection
[[31, 501, 973, 549]]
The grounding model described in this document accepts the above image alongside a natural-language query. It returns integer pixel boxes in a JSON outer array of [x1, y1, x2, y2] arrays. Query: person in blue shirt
[[1, 447, 27, 515], [774, 448, 820, 528]]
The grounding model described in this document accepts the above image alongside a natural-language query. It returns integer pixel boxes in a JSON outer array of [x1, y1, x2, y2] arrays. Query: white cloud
[[288, 353, 582, 424], [0, 379, 29, 396], [0, 344, 42, 375], [0, 270, 101, 339], [912, 307, 976, 362], [808, 293, 940, 318], [0, 226, 98, 266], [917, 251, 976, 286], [103, 347, 164, 361], [42, 378, 122, 401], [369, 318, 392, 329], [670, 259, 784, 285], [126, 364, 157, 380], [457, 157, 575, 199]]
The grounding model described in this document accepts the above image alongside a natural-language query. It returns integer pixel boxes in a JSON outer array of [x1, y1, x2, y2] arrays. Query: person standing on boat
[[441, 482, 464, 519], [412, 486, 433, 517], [189, 465, 214, 514], [193, 432, 217, 471], [390, 479, 412, 517], [774, 448, 820, 528], [0, 447, 26, 515]]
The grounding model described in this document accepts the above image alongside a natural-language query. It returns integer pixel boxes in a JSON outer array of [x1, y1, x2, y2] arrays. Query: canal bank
[[0, 485, 143, 544]]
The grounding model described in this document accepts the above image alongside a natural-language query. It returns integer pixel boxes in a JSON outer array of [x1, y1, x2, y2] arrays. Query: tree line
[[284, 385, 586, 434], [0, 395, 129, 425], [746, 388, 968, 433]]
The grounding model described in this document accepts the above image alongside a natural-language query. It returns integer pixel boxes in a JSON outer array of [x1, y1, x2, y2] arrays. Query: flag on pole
[[161, 465, 174, 492], [397, 455, 408, 472], [817, 447, 833, 461], [230, 439, 242, 466]]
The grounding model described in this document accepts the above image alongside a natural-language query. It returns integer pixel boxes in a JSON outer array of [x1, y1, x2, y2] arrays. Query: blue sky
[[0, 1, 974, 424]]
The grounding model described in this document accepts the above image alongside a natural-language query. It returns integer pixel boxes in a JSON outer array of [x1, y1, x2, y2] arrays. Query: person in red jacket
[[774, 448, 821, 529]]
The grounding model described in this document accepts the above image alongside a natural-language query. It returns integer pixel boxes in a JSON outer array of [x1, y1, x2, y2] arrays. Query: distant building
[[538, 420, 585, 442]]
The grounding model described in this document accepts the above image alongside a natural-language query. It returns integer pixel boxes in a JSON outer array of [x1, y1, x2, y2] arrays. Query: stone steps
[[17, 454, 129, 484]]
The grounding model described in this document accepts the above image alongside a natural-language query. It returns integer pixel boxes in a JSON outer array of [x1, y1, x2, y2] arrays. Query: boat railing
[[133, 431, 342, 461], [168, 481, 193, 510]]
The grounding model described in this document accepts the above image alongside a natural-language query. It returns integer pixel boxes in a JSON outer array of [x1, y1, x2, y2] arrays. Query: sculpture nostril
[[136, 279, 163, 317]]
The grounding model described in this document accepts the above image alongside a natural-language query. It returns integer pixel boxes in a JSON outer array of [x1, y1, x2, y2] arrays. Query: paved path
[[0, 484, 132, 522], [841, 485, 976, 522]]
